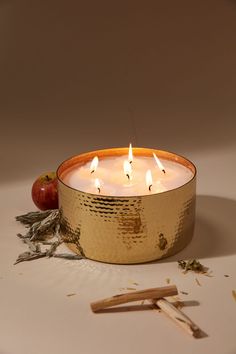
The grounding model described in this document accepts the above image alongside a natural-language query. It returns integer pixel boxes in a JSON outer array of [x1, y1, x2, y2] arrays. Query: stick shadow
[[94, 300, 200, 314]]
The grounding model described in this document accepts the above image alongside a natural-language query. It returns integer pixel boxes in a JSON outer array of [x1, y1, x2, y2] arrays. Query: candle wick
[[162, 169, 166, 174], [126, 174, 130, 180], [97, 187, 101, 193], [91, 170, 95, 174], [149, 184, 152, 191], [129, 160, 132, 165]]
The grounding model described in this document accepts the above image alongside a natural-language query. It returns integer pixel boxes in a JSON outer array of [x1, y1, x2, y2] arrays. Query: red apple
[[31, 172, 58, 210]]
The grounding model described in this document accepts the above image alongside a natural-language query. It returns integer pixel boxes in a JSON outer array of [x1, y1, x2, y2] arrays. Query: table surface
[[1, 147, 236, 354]]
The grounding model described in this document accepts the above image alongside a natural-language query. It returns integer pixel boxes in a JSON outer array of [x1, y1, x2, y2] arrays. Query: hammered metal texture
[[58, 178, 196, 264]]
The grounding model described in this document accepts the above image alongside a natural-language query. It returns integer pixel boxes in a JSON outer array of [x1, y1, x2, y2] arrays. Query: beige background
[[0, 2, 236, 354], [0, 0, 236, 183]]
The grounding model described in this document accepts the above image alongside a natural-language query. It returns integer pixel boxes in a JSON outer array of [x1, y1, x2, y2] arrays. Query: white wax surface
[[62, 155, 194, 196]]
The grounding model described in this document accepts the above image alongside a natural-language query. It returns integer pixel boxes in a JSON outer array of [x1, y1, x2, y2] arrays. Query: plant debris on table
[[15, 210, 84, 265], [166, 278, 171, 284], [178, 259, 210, 275], [180, 291, 189, 295], [232, 290, 236, 302], [195, 278, 201, 287]]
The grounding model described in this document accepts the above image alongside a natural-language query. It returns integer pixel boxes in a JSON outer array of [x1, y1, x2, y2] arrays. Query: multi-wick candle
[[57, 146, 196, 264]]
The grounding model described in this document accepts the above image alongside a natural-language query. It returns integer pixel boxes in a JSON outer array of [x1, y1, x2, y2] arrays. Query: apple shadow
[[159, 195, 236, 262]]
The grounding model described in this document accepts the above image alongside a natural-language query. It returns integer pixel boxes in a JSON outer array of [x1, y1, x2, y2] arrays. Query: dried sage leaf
[[16, 210, 54, 226], [46, 240, 62, 257], [14, 251, 46, 265], [16, 210, 60, 241], [22, 238, 39, 253]]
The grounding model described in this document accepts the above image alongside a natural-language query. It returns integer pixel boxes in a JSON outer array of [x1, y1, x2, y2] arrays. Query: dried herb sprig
[[178, 259, 209, 274], [16, 210, 55, 226], [15, 209, 85, 264], [16, 210, 60, 241]]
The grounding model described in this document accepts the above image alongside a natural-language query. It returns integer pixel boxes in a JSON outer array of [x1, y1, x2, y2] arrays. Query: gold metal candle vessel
[[57, 148, 196, 264]]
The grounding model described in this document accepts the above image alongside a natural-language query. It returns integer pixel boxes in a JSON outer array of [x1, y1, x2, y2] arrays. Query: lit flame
[[146, 169, 153, 191], [90, 156, 99, 174], [95, 178, 101, 193], [128, 143, 133, 164], [123, 160, 132, 180], [153, 153, 166, 174]]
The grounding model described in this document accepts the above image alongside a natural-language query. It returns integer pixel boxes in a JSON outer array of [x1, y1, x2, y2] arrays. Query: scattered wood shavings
[[204, 273, 213, 278], [232, 290, 236, 302], [119, 287, 137, 291], [224, 275, 229, 278], [180, 291, 189, 295], [175, 301, 184, 310], [170, 296, 184, 309], [128, 279, 139, 286], [154, 307, 162, 313], [66, 293, 76, 297], [171, 295, 181, 302], [175, 317, 187, 324], [195, 278, 201, 286], [166, 278, 170, 284]]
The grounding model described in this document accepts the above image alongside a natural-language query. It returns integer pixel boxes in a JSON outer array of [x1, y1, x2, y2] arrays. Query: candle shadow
[[158, 195, 236, 262]]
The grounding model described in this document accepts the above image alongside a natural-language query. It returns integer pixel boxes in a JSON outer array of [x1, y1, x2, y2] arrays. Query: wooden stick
[[151, 298, 201, 337], [90, 285, 178, 312]]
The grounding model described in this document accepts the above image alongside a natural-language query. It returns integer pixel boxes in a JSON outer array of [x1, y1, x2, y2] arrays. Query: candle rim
[[57, 147, 196, 198]]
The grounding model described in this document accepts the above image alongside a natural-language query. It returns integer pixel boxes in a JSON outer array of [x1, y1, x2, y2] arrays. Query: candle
[[62, 148, 194, 196], [57, 147, 196, 264]]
